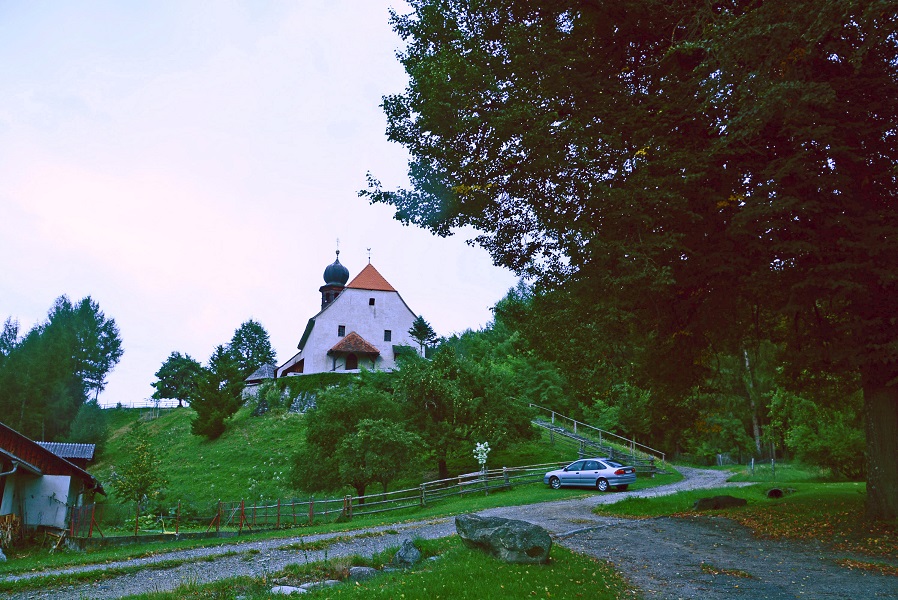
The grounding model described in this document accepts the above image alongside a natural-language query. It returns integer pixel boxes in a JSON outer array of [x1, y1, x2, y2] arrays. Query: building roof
[[245, 363, 278, 383], [0, 422, 104, 494], [328, 331, 381, 355], [37, 442, 96, 461], [346, 264, 396, 292]]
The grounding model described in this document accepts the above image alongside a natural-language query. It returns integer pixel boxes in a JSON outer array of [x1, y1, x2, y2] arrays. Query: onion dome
[[323, 251, 350, 286]]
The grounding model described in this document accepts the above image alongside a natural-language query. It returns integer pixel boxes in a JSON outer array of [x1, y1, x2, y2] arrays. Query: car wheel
[[596, 478, 609, 492], [549, 476, 561, 490], [615, 485, 629, 491]]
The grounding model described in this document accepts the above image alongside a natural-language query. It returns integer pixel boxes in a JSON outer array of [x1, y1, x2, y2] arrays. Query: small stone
[[348, 566, 378, 581], [271, 585, 307, 595], [0, 548, 6, 562], [301, 580, 340, 590], [392, 539, 422, 567]]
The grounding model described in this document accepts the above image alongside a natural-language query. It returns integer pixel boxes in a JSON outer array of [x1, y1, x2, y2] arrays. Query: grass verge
[[1, 469, 678, 577], [122, 536, 635, 599], [593, 482, 897, 558]]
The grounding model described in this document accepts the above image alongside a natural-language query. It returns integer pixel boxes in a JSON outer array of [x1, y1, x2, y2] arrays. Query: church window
[[384, 330, 392, 342], [338, 325, 345, 337], [369, 297, 375, 306]]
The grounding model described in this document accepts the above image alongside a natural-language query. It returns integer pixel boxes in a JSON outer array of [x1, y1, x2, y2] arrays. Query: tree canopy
[[0, 296, 122, 440], [228, 319, 277, 379], [151, 352, 203, 407], [367, 1, 898, 519]]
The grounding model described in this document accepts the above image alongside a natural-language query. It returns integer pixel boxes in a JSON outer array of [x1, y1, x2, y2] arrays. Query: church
[[276, 251, 423, 376]]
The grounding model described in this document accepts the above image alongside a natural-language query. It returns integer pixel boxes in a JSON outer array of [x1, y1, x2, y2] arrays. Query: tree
[[190, 346, 243, 439], [109, 423, 167, 507], [0, 296, 122, 440], [338, 419, 423, 494], [229, 320, 277, 379], [408, 315, 437, 353], [368, 1, 898, 519], [292, 378, 405, 499], [151, 352, 203, 407], [67, 399, 109, 452]]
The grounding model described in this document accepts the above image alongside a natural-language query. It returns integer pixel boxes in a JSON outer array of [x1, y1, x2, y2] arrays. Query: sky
[[0, 1, 519, 406]]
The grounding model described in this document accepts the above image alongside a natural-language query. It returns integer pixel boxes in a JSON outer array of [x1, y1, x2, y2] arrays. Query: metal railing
[[529, 403, 666, 464]]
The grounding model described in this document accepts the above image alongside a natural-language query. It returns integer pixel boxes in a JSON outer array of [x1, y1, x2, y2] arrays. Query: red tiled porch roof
[[328, 331, 380, 355]]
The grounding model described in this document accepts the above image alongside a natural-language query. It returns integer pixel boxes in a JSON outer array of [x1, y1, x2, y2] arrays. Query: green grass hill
[[92, 405, 577, 512]]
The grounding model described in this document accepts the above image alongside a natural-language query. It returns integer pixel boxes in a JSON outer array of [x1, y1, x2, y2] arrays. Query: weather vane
[[367, 247, 372, 264], [336, 237, 340, 257]]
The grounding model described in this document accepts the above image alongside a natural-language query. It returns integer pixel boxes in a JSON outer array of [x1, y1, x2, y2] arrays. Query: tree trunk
[[742, 349, 763, 455], [862, 366, 898, 521], [438, 458, 448, 480]]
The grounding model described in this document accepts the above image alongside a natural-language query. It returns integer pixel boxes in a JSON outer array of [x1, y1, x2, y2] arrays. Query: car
[[543, 458, 637, 492]]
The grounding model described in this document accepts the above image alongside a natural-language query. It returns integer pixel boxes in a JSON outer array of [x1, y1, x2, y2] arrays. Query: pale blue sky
[[0, 1, 518, 406]]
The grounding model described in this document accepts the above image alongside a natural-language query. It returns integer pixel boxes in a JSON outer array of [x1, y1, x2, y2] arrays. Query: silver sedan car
[[543, 458, 637, 492]]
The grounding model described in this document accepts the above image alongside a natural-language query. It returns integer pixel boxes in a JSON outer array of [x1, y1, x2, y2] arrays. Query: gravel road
[[4, 468, 895, 599]]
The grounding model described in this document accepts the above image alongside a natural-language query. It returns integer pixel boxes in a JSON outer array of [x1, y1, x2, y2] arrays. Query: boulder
[[347, 566, 378, 581], [455, 514, 552, 564], [766, 487, 797, 499], [392, 539, 421, 567], [692, 495, 748, 511], [271, 585, 306, 595], [0, 548, 6, 562]]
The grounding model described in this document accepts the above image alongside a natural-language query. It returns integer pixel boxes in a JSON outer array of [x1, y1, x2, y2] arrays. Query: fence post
[[175, 501, 181, 535], [69, 506, 76, 538], [134, 503, 140, 537], [503, 467, 509, 487], [419, 484, 426, 507], [277, 498, 281, 529], [239, 500, 245, 534], [216, 501, 221, 533], [88, 504, 96, 538], [308, 497, 314, 525]]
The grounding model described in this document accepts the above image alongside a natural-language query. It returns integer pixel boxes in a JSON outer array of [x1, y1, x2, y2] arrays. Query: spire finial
[[367, 247, 371, 264], [336, 238, 340, 257]]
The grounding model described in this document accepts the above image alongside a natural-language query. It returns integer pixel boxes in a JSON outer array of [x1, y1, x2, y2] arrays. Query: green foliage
[[408, 315, 437, 352], [369, 0, 898, 519], [0, 295, 122, 440], [67, 400, 109, 452], [292, 378, 405, 497], [228, 319, 276, 378], [338, 419, 424, 493], [771, 388, 866, 480], [190, 346, 243, 439], [151, 351, 202, 407], [108, 423, 167, 507]]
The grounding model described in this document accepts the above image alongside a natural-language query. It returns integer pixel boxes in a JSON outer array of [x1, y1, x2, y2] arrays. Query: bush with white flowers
[[473, 441, 491, 472]]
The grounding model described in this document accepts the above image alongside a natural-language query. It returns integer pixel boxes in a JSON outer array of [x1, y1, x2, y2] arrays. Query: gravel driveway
[[4, 467, 895, 599]]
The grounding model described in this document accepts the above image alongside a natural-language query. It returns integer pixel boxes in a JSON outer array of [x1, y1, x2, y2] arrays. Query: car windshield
[[605, 460, 623, 468]]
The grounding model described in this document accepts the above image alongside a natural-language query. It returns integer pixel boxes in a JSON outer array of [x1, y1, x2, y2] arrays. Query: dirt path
[[4, 468, 895, 599]]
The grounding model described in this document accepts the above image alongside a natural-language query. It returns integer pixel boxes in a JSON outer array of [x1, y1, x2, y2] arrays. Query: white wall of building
[[0, 472, 73, 529], [293, 287, 421, 374]]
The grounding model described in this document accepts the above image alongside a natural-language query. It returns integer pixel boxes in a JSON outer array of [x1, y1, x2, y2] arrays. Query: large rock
[[455, 514, 552, 564], [348, 566, 378, 581], [392, 538, 421, 567], [692, 495, 748, 511], [0, 548, 6, 562]]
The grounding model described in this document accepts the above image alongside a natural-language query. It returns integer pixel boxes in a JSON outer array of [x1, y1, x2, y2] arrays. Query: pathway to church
[[5, 467, 895, 599]]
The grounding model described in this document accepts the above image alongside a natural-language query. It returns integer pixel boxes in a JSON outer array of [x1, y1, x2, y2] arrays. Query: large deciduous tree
[[366, 1, 898, 518], [151, 352, 203, 407]]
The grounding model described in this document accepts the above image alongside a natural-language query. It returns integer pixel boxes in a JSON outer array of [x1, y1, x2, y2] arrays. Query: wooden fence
[[69, 461, 568, 539]]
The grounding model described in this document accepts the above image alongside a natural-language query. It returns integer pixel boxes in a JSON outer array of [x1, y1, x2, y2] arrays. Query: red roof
[[0, 422, 103, 493], [328, 331, 381, 355], [346, 264, 396, 292]]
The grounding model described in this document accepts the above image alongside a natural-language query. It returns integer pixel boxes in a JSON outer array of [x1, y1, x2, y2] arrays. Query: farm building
[[0, 422, 103, 531]]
